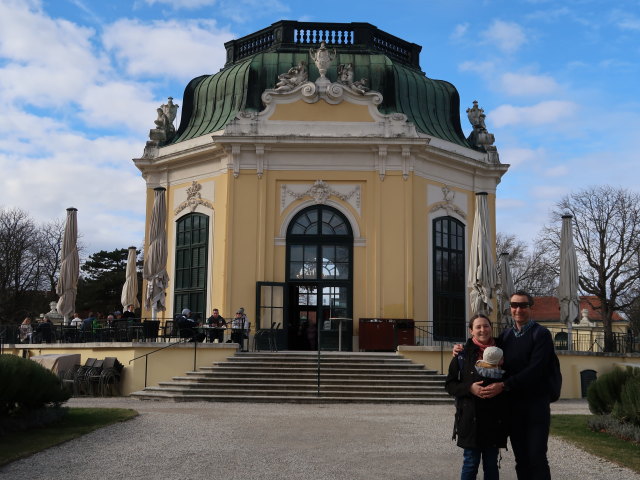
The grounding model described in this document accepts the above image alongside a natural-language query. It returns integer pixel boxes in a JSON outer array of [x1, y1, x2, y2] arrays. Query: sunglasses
[[510, 302, 530, 309]]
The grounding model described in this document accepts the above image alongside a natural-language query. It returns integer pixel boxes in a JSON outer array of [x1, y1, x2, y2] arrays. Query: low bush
[[587, 367, 634, 415], [612, 376, 640, 427], [0, 355, 71, 417]]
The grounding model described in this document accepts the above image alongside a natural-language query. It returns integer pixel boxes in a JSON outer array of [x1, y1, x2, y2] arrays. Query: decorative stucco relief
[[428, 185, 467, 219], [174, 180, 214, 215], [281, 180, 361, 214]]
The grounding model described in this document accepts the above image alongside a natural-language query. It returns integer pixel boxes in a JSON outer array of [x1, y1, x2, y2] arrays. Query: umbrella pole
[[152, 305, 157, 321]]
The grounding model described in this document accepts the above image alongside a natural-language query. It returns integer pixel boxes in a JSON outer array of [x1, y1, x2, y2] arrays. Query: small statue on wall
[[337, 63, 369, 95], [275, 61, 308, 92]]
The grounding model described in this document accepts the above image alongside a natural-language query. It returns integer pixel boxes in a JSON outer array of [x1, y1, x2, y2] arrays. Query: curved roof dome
[[172, 21, 471, 149]]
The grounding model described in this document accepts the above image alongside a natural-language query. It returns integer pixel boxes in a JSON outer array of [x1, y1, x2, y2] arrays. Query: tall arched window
[[433, 216, 465, 340], [174, 213, 209, 320]]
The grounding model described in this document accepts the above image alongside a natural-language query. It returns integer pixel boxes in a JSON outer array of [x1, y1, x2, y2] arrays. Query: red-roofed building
[[530, 296, 629, 352], [532, 296, 625, 326]]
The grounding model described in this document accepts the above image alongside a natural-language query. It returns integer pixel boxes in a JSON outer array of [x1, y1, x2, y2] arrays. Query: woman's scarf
[[471, 335, 495, 361]]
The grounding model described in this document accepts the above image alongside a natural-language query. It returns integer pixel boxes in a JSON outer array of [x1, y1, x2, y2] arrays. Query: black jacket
[[444, 338, 508, 449]]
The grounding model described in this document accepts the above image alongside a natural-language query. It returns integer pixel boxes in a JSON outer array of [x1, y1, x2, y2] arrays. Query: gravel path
[[1, 398, 637, 480]]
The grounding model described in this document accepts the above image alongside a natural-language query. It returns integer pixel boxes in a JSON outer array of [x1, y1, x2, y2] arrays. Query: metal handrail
[[128, 337, 197, 388]]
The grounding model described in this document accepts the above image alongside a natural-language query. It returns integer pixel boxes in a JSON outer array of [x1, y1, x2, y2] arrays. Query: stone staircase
[[131, 351, 451, 404]]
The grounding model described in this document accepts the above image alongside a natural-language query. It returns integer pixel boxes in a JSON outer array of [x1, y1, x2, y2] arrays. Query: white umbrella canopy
[[497, 252, 515, 327], [121, 246, 140, 310], [143, 187, 169, 319], [558, 214, 579, 349], [56, 208, 79, 325], [468, 192, 498, 315]]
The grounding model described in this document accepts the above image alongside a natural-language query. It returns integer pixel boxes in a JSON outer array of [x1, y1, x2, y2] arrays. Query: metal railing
[[129, 337, 196, 389]]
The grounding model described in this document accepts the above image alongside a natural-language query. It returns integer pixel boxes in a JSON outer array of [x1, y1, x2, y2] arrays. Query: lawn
[[0, 408, 138, 467], [551, 415, 640, 473]]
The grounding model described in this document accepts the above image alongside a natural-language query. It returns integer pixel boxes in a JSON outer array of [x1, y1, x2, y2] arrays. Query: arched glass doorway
[[286, 205, 353, 350]]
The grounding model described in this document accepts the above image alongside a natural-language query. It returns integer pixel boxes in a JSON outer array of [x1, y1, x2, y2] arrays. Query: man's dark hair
[[511, 290, 534, 307]]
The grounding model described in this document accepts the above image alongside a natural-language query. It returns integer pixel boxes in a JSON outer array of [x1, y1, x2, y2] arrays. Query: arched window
[[433, 216, 465, 340], [287, 205, 352, 281], [174, 213, 209, 320]]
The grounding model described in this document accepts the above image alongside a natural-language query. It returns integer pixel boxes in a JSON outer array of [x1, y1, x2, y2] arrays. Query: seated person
[[175, 308, 204, 342], [18, 317, 33, 343], [70, 313, 83, 327], [205, 308, 226, 343], [34, 318, 53, 343], [230, 308, 250, 350]]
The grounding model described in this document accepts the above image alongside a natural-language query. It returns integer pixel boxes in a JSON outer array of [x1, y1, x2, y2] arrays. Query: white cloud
[[610, 9, 640, 31], [500, 147, 546, 168], [499, 72, 560, 96], [102, 19, 233, 80], [0, 1, 107, 107], [144, 0, 217, 8], [481, 20, 527, 54], [451, 23, 469, 41], [78, 82, 162, 134], [544, 165, 569, 177], [490, 101, 578, 127]]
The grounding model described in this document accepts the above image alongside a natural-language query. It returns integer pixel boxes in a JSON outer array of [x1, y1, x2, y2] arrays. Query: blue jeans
[[461, 447, 499, 480]]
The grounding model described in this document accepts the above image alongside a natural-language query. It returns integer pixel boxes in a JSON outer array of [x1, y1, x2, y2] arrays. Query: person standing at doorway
[[231, 308, 249, 351]]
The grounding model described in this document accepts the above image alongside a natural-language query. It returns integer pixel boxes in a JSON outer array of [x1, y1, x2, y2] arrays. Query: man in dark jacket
[[480, 291, 556, 480]]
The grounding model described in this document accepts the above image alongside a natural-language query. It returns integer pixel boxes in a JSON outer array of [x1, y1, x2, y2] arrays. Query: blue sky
[[1, 0, 639, 256]]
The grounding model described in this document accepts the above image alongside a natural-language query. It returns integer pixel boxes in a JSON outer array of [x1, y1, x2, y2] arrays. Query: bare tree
[[544, 185, 640, 351], [37, 218, 66, 296], [0, 207, 44, 320], [496, 232, 557, 296]]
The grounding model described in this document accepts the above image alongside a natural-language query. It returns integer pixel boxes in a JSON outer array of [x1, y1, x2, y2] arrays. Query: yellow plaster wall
[[7, 344, 236, 395], [268, 99, 375, 122]]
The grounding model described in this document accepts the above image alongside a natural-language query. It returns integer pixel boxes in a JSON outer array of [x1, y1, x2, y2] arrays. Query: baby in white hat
[[475, 346, 505, 379]]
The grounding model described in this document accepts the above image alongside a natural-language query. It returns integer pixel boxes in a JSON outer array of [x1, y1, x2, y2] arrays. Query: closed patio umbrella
[[143, 187, 169, 320], [56, 207, 79, 325], [558, 214, 579, 350], [497, 252, 515, 327], [468, 192, 497, 315], [121, 246, 140, 311]]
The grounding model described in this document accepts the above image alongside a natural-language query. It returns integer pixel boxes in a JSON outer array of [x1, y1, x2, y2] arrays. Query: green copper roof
[[172, 22, 471, 149]]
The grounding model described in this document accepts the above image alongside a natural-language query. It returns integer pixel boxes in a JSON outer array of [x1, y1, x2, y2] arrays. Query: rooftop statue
[[275, 61, 308, 92], [466, 100, 495, 149], [154, 97, 179, 137], [144, 97, 179, 156], [337, 63, 370, 95]]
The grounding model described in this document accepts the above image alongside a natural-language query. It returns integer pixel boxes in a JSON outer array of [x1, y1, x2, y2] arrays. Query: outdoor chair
[[254, 322, 278, 352], [90, 357, 123, 396], [142, 320, 160, 342], [70, 358, 96, 396], [77, 358, 102, 396], [160, 320, 175, 342]]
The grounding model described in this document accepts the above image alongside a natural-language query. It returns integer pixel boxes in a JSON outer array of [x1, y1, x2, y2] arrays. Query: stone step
[[168, 376, 445, 386], [131, 390, 453, 404], [214, 361, 425, 370], [146, 385, 448, 398], [199, 366, 434, 375], [158, 381, 446, 392]]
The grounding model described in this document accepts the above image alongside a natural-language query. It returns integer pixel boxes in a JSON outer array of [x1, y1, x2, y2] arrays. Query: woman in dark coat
[[445, 314, 508, 480]]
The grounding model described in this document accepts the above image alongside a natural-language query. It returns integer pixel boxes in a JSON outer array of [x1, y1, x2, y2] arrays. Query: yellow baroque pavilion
[[134, 21, 509, 351]]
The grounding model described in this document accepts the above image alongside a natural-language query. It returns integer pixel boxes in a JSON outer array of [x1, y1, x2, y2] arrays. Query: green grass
[[551, 415, 640, 473], [0, 408, 138, 466]]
